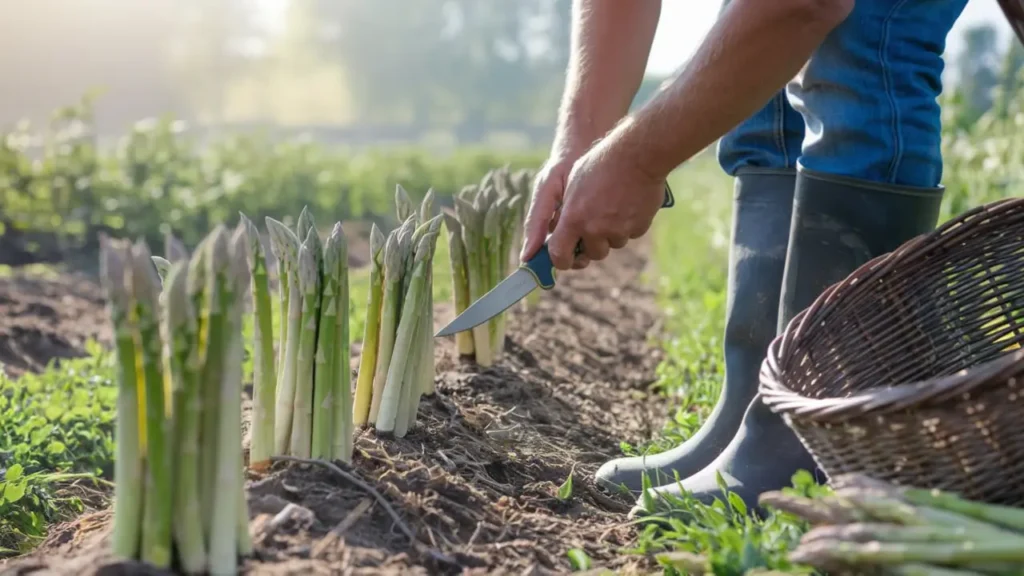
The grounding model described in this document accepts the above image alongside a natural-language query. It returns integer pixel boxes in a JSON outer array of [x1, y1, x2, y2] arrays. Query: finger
[[608, 234, 628, 250], [547, 205, 562, 233], [581, 234, 611, 262], [547, 217, 582, 271], [629, 220, 653, 240], [571, 256, 591, 270], [520, 181, 562, 261]]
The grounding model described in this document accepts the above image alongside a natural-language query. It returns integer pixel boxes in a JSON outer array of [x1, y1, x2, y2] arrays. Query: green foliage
[[632, 471, 828, 575], [0, 96, 546, 262], [0, 341, 115, 555]]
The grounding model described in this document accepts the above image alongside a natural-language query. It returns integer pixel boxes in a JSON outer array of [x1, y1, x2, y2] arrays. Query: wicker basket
[[760, 197, 1024, 505]]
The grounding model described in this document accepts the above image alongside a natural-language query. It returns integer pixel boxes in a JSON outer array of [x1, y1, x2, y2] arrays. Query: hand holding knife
[[435, 182, 674, 337]]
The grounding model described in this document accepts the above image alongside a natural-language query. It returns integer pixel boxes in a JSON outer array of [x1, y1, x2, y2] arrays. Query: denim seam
[[881, 0, 910, 183], [773, 93, 790, 168]]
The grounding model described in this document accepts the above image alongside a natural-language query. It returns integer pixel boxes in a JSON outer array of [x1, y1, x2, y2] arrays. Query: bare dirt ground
[[0, 272, 112, 378], [0, 240, 668, 575]]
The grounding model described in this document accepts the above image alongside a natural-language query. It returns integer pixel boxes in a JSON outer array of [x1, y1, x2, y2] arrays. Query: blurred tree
[[309, 0, 570, 133], [993, 34, 1024, 118], [166, 0, 266, 125], [953, 24, 1001, 126]]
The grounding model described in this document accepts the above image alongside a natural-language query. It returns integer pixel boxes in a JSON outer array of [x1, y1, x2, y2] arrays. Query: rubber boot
[[633, 167, 945, 516], [594, 168, 795, 495]]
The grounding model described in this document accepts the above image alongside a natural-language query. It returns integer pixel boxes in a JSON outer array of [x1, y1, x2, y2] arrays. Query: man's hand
[[519, 151, 584, 266], [519, 0, 662, 265], [546, 138, 666, 271]]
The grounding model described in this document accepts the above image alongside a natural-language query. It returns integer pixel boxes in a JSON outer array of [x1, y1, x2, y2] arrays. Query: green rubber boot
[[634, 167, 945, 516], [595, 168, 795, 495]]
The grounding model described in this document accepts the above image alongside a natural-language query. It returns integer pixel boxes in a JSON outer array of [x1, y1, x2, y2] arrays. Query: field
[[0, 94, 1020, 575]]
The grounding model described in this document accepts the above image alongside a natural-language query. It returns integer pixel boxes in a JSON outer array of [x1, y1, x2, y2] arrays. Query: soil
[[0, 240, 668, 576], [0, 272, 112, 379]]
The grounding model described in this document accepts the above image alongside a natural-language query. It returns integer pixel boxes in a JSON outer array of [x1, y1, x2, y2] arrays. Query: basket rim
[[758, 196, 1024, 423]]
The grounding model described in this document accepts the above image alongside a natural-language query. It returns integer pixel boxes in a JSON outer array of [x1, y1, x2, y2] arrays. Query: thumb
[[519, 178, 563, 262]]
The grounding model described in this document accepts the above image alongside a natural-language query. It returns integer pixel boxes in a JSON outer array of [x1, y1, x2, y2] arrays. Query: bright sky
[[646, 1, 1012, 76], [254, 0, 1014, 79]]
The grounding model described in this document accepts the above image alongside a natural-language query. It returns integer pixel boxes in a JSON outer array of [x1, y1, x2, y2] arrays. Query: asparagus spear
[[296, 206, 315, 247], [396, 184, 415, 222], [377, 230, 434, 436], [198, 228, 230, 538], [790, 538, 1024, 568], [266, 218, 302, 454], [498, 194, 524, 351], [165, 232, 189, 263], [328, 224, 352, 462], [417, 215, 442, 398], [101, 237, 144, 561], [130, 240, 173, 569], [266, 220, 294, 396], [311, 225, 342, 460], [240, 213, 277, 470], [353, 224, 386, 427], [208, 228, 248, 576], [902, 488, 1024, 533], [151, 256, 172, 282], [395, 216, 442, 434], [443, 211, 474, 357], [232, 227, 254, 560], [368, 232, 402, 424], [164, 261, 207, 574], [397, 215, 418, 305], [483, 199, 504, 358], [289, 230, 322, 458], [455, 198, 493, 366]]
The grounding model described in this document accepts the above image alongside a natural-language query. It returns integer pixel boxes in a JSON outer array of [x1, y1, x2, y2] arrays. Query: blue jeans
[[718, 0, 969, 188]]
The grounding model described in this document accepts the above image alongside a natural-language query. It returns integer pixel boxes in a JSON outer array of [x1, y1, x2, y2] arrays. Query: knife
[[434, 183, 675, 337]]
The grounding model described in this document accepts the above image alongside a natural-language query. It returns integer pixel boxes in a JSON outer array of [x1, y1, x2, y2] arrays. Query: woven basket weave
[[760, 197, 1024, 505]]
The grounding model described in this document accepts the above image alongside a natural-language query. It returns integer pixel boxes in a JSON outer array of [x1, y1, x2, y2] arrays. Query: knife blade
[[434, 182, 675, 337]]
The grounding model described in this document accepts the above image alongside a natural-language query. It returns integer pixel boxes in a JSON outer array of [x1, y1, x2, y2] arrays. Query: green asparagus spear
[[289, 230, 322, 458], [353, 224, 386, 427], [101, 237, 144, 561], [130, 240, 173, 569], [240, 213, 277, 470]]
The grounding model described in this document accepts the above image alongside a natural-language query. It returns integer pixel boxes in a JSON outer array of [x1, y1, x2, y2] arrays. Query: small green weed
[[0, 342, 115, 555]]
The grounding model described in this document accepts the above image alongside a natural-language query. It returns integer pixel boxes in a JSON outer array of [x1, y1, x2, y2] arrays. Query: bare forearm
[[553, 0, 661, 156], [606, 0, 853, 179]]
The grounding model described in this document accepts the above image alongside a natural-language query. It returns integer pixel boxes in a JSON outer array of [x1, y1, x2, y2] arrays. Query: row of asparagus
[[762, 474, 1024, 575], [254, 208, 353, 469], [102, 229, 251, 576], [444, 166, 536, 367], [102, 173, 531, 572], [352, 186, 443, 438], [249, 191, 445, 461]]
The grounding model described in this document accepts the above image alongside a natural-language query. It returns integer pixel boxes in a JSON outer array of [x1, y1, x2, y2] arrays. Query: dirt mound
[[0, 272, 111, 379], [1, 242, 667, 575]]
